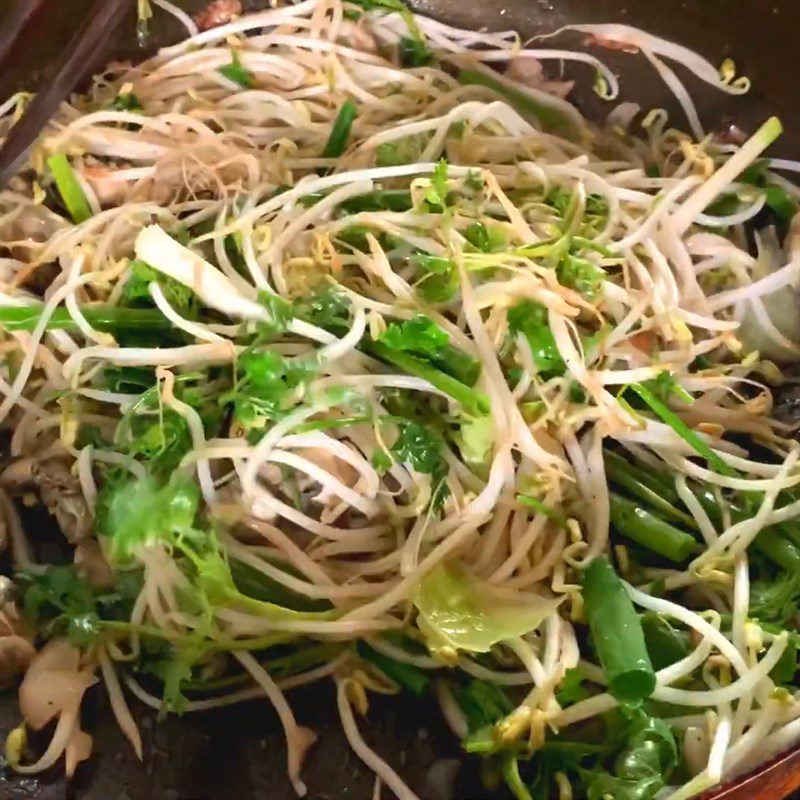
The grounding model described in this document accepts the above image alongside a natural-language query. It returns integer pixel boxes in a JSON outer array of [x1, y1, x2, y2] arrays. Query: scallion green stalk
[[48, 153, 93, 224], [582, 556, 656, 703]]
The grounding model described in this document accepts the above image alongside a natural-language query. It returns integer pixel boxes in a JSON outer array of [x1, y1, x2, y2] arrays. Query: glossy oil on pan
[[0, 1, 799, 798]]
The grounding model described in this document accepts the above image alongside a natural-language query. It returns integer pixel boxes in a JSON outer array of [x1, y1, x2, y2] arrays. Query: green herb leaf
[[97, 473, 200, 562], [557, 254, 605, 298], [179, 537, 334, 621], [219, 51, 255, 89], [380, 315, 448, 353], [464, 222, 507, 253], [456, 679, 513, 732], [258, 291, 295, 336], [424, 159, 450, 212], [413, 254, 459, 303], [641, 612, 691, 671], [751, 571, 800, 628], [21, 565, 141, 647], [122, 259, 196, 316], [295, 285, 353, 333], [388, 421, 449, 508], [230, 559, 330, 613], [111, 92, 143, 112], [507, 300, 566, 377], [377, 315, 481, 386], [391, 421, 446, 475], [226, 349, 318, 430], [556, 666, 592, 706], [584, 708, 677, 800]]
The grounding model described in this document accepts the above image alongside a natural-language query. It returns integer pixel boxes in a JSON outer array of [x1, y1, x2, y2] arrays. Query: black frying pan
[[0, 1, 799, 798]]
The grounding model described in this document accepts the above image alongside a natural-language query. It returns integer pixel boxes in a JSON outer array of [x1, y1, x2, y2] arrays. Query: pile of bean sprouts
[[1, 2, 799, 798]]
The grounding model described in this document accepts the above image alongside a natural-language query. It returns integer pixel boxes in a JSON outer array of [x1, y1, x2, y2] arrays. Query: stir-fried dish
[[1, 1, 800, 798]]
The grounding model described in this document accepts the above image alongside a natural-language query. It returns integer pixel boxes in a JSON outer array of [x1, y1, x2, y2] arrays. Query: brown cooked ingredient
[[194, 0, 242, 31], [0, 601, 36, 689], [31, 460, 92, 542]]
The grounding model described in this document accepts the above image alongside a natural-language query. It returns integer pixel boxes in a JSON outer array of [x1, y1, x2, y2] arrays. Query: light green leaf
[[414, 561, 560, 653]]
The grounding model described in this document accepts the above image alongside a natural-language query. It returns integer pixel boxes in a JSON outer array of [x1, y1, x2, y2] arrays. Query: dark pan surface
[[0, 1, 799, 798]]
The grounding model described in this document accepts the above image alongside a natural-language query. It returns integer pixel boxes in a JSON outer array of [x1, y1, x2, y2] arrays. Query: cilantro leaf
[[413, 254, 459, 303], [424, 159, 449, 211], [507, 301, 566, 377], [111, 92, 143, 112], [380, 315, 448, 353], [146, 636, 210, 715], [258, 291, 295, 336], [557, 253, 605, 298], [114, 378, 221, 477], [225, 349, 318, 430], [383, 421, 449, 509], [377, 315, 481, 387], [295, 285, 353, 334], [122, 259, 196, 317], [122, 406, 192, 475], [103, 365, 156, 393], [21, 565, 142, 647], [464, 222, 507, 253], [391, 421, 445, 475], [97, 473, 200, 562], [556, 666, 592, 707]]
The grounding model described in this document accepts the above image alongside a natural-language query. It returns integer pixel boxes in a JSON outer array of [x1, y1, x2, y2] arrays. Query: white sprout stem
[[76, 445, 98, 513], [625, 584, 748, 675], [336, 677, 421, 800], [152, 0, 199, 36], [98, 646, 143, 759], [652, 634, 786, 707], [63, 341, 238, 379], [0, 274, 94, 422], [157, 368, 217, 504], [234, 651, 315, 797], [671, 118, 783, 235], [148, 282, 226, 343]]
